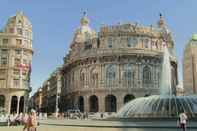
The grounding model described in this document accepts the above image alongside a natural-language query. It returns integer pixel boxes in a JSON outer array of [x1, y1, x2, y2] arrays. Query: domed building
[[0, 12, 33, 114], [62, 13, 178, 113]]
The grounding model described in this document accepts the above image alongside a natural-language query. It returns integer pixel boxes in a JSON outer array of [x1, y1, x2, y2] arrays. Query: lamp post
[[55, 72, 61, 118]]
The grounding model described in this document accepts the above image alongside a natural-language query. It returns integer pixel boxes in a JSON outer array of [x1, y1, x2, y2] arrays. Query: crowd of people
[[0, 110, 189, 131], [0, 109, 38, 131]]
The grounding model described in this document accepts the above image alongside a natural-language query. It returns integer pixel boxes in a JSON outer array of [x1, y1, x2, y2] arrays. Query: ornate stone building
[[62, 13, 178, 113], [183, 34, 197, 95], [31, 67, 63, 114], [0, 12, 33, 114]]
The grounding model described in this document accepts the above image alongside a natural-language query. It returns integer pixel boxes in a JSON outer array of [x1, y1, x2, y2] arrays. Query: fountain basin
[[117, 95, 197, 118]]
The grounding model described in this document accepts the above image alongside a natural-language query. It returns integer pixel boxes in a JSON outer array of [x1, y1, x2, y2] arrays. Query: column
[[6, 95, 11, 114], [17, 96, 20, 114], [98, 95, 104, 112], [84, 95, 89, 112], [116, 95, 123, 111]]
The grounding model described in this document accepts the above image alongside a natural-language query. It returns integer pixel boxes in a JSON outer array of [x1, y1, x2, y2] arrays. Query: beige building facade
[[183, 34, 197, 95], [61, 14, 178, 113], [0, 12, 33, 114], [31, 67, 63, 114]]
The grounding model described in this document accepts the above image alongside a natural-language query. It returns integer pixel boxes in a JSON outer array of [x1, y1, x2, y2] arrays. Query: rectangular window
[[14, 58, 21, 66], [2, 39, 8, 45], [108, 38, 112, 48], [0, 69, 6, 75], [22, 70, 27, 76], [15, 49, 21, 55], [0, 79, 6, 88], [16, 39, 22, 45], [17, 28, 23, 35], [13, 69, 20, 75], [13, 79, 20, 87], [1, 58, 7, 65], [23, 79, 28, 87], [1, 49, 8, 55], [23, 50, 28, 56], [9, 28, 14, 33], [23, 59, 27, 65], [24, 40, 28, 45]]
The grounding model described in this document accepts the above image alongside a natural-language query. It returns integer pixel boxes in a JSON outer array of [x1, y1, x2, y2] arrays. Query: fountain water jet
[[160, 44, 172, 96]]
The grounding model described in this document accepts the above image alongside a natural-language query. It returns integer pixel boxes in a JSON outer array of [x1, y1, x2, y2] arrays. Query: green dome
[[192, 34, 197, 41]]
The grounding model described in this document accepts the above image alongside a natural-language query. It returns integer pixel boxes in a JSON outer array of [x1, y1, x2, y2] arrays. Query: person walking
[[24, 109, 38, 131], [22, 113, 29, 131], [179, 111, 188, 131]]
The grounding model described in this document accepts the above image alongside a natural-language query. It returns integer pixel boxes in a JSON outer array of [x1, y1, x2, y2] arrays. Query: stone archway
[[19, 96, 24, 113], [10, 96, 18, 114], [105, 95, 117, 112], [89, 95, 98, 112], [78, 96, 84, 112], [0, 95, 5, 110], [124, 94, 135, 104]]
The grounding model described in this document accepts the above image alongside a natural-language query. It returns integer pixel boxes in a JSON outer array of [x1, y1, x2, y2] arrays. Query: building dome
[[80, 12, 89, 26], [6, 11, 32, 28], [192, 34, 197, 41], [74, 12, 96, 43]]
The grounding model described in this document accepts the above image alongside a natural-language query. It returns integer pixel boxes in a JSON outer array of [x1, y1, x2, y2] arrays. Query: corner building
[[62, 14, 178, 113], [0, 12, 33, 114]]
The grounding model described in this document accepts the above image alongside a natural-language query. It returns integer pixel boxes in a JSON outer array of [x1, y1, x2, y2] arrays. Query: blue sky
[[0, 0, 197, 94]]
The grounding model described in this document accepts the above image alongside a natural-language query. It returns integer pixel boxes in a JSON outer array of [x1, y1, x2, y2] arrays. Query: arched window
[[91, 68, 98, 88], [10, 96, 18, 114], [80, 70, 86, 87], [0, 95, 5, 108], [124, 94, 135, 104], [123, 64, 133, 87], [108, 38, 113, 48], [105, 95, 117, 112], [144, 39, 149, 48], [143, 66, 152, 84], [19, 96, 24, 113], [127, 37, 132, 47], [89, 95, 99, 112], [106, 65, 116, 86], [78, 96, 84, 112]]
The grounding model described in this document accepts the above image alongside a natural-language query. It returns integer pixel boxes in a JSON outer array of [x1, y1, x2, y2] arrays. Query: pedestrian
[[22, 113, 29, 131], [179, 111, 188, 131], [7, 114, 10, 127], [26, 109, 38, 131]]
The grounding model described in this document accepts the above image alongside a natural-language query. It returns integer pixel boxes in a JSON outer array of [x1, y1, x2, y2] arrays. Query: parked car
[[66, 109, 81, 119]]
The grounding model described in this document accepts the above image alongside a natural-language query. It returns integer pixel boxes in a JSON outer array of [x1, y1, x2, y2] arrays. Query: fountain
[[117, 43, 197, 118]]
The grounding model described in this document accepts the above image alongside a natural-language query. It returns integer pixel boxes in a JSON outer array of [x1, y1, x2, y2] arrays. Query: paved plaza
[[0, 125, 197, 131], [1, 119, 197, 131]]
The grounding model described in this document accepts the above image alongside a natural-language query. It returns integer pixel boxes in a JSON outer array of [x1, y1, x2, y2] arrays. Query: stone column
[[5, 95, 11, 114], [116, 94, 123, 111], [17, 96, 20, 114], [84, 95, 89, 112], [98, 95, 105, 112]]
